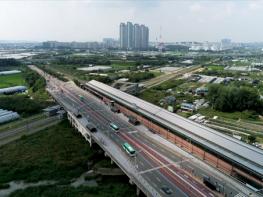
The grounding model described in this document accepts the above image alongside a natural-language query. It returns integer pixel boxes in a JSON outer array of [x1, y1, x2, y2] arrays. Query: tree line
[[0, 59, 20, 67], [24, 69, 46, 92], [207, 84, 263, 113]]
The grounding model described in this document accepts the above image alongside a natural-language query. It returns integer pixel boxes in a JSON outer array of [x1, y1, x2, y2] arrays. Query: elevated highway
[[29, 65, 261, 197]]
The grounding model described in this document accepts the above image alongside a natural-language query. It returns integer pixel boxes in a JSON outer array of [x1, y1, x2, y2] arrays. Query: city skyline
[[120, 22, 149, 50], [0, 0, 263, 42]]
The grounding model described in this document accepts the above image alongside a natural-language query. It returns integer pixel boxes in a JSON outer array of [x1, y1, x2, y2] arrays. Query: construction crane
[[156, 26, 165, 52]]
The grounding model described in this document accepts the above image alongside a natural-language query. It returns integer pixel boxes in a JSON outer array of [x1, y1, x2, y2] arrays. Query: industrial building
[[0, 109, 20, 124], [0, 86, 27, 95], [43, 105, 62, 117], [84, 80, 263, 188], [0, 70, 21, 75]]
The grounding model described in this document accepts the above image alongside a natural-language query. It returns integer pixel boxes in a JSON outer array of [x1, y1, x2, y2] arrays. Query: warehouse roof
[[0, 70, 21, 75], [0, 86, 27, 94], [86, 80, 263, 177], [0, 109, 19, 124]]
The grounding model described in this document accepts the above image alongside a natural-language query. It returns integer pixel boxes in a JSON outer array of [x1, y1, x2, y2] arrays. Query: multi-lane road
[[0, 115, 61, 146], [29, 65, 259, 197]]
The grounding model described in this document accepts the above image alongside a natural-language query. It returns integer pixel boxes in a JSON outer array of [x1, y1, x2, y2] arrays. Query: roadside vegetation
[[10, 176, 136, 197], [0, 59, 20, 70], [0, 95, 48, 117], [0, 120, 135, 196], [207, 84, 263, 113], [0, 121, 93, 184]]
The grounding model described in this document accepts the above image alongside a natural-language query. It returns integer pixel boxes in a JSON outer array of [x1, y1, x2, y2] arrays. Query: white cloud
[[248, 1, 263, 10], [189, 3, 202, 12]]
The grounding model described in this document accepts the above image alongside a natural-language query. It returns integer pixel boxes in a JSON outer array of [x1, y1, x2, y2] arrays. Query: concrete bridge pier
[[67, 111, 93, 147], [136, 187, 141, 196], [129, 179, 134, 185]]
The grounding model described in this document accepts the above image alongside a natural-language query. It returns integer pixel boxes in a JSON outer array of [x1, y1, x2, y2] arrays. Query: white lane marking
[[139, 160, 145, 167], [156, 177, 161, 183], [128, 130, 138, 134], [151, 143, 157, 148], [152, 182, 158, 188], [139, 163, 173, 174], [126, 135, 208, 197]]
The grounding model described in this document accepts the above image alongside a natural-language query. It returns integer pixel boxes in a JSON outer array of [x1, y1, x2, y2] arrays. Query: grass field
[[198, 108, 259, 120], [207, 65, 224, 71], [0, 73, 25, 88]]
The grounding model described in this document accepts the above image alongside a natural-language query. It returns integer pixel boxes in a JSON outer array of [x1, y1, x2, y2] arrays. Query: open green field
[[207, 65, 224, 71], [110, 60, 137, 70], [198, 108, 259, 121], [0, 73, 25, 88]]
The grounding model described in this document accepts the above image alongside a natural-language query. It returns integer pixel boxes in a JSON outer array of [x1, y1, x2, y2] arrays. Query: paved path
[[0, 115, 61, 146]]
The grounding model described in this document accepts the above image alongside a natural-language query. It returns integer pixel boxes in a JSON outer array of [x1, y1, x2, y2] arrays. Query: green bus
[[110, 122, 119, 131], [122, 142, 136, 156], [79, 95, 84, 101]]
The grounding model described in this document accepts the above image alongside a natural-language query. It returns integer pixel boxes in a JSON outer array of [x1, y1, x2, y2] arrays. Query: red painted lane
[[120, 132, 214, 197], [120, 133, 202, 197]]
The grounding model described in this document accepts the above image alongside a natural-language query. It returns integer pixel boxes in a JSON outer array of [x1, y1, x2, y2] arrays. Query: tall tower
[[127, 22, 134, 50], [141, 25, 149, 50], [157, 26, 164, 52], [134, 24, 141, 50], [119, 23, 128, 49]]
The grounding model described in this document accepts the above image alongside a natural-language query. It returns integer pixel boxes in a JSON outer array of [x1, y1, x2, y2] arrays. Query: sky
[[0, 0, 263, 42]]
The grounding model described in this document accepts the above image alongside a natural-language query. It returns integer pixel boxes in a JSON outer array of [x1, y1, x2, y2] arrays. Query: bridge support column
[[136, 187, 140, 196], [129, 179, 134, 185], [89, 138, 93, 148]]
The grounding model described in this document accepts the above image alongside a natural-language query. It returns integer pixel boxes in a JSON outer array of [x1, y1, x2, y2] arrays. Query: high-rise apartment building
[[134, 23, 142, 50], [141, 25, 149, 50], [119, 22, 149, 50], [127, 22, 134, 49], [120, 23, 128, 49]]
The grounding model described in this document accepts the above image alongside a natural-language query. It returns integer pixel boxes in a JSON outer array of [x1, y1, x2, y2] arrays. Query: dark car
[[161, 186, 173, 195]]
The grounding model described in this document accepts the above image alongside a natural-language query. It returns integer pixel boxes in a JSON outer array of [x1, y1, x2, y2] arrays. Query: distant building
[[42, 41, 102, 49], [127, 22, 134, 49], [134, 24, 141, 49], [0, 109, 20, 124], [120, 23, 128, 49], [43, 105, 62, 117], [181, 103, 196, 112], [102, 38, 118, 48], [220, 38, 232, 50], [196, 87, 208, 96], [141, 25, 149, 50], [119, 22, 149, 51], [0, 86, 27, 95], [0, 70, 21, 75]]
